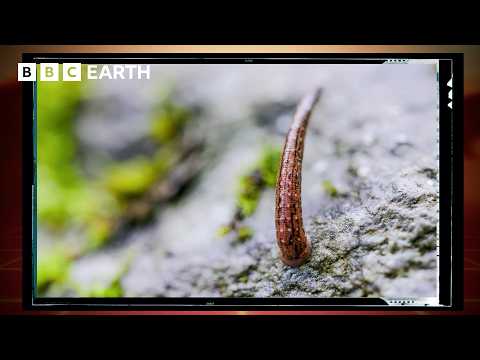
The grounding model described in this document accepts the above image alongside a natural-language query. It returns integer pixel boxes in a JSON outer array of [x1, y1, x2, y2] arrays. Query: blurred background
[[0, 45, 478, 314]]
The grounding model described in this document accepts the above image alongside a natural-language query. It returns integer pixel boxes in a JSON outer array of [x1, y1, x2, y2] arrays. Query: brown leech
[[275, 88, 321, 267]]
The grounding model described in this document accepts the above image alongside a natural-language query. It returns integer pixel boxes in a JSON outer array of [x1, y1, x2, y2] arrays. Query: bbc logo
[[18, 63, 82, 81]]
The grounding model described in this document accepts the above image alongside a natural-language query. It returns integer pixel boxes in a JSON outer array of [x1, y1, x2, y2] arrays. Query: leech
[[275, 88, 321, 267]]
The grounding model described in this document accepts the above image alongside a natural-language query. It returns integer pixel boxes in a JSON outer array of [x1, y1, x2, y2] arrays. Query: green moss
[[152, 146, 176, 175], [104, 157, 157, 198], [85, 218, 115, 250], [150, 101, 191, 143], [217, 224, 253, 243], [236, 146, 281, 217], [37, 246, 71, 292], [322, 180, 338, 197], [258, 146, 281, 188], [237, 175, 262, 217], [220, 146, 281, 242], [83, 278, 124, 298], [151, 117, 176, 143], [238, 275, 249, 284], [236, 226, 253, 242], [217, 225, 232, 237], [235, 266, 254, 283]]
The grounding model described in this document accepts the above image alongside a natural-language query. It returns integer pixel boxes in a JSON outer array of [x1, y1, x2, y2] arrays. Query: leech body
[[275, 89, 321, 267]]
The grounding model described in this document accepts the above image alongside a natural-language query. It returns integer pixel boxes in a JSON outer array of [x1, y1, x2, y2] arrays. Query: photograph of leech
[[37, 64, 439, 298]]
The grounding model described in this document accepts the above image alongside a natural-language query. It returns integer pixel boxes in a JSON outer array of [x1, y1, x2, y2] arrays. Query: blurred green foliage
[[103, 146, 176, 200], [103, 100, 190, 201], [84, 278, 124, 297], [217, 225, 232, 237], [37, 79, 88, 228], [37, 80, 121, 249], [236, 226, 253, 242], [104, 157, 158, 198], [37, 78, 192, 295], [36, 245, 71, 292], [150, 101, 191, 144], [322, 180, 338, 197]]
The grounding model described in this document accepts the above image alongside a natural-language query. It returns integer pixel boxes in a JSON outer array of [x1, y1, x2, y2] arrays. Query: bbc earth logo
[[17, 63, 151, 81]]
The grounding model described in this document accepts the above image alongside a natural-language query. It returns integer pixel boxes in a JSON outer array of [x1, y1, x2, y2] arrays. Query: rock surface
[[44, 63, 439, 300]]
